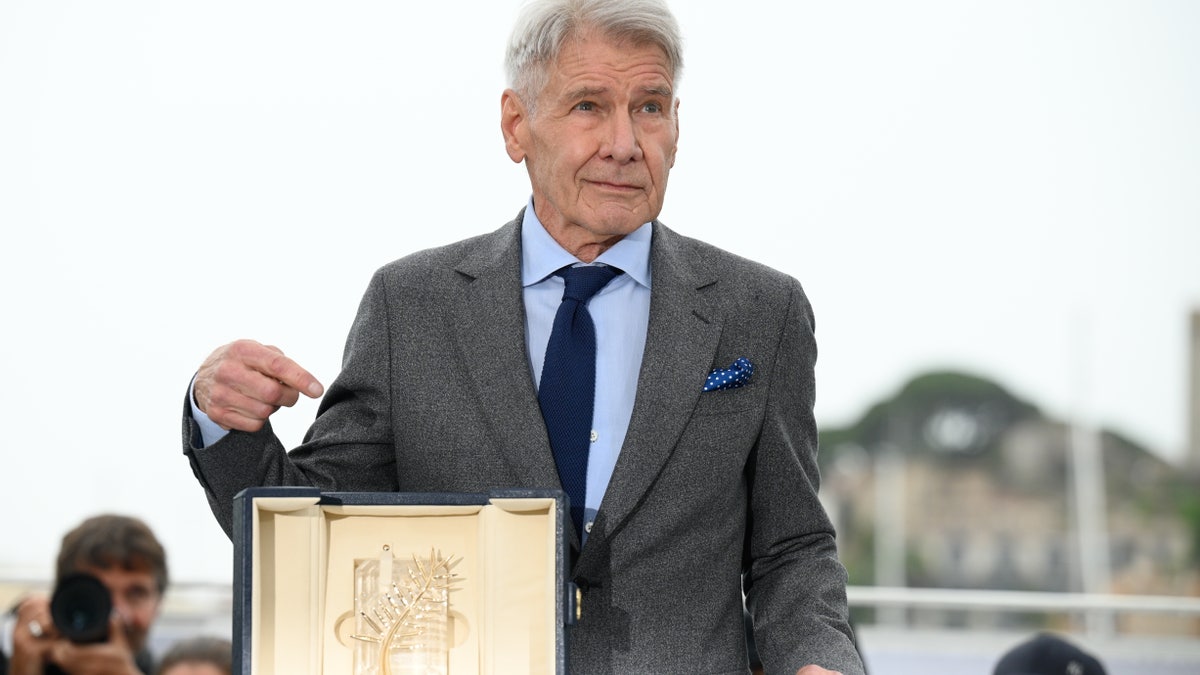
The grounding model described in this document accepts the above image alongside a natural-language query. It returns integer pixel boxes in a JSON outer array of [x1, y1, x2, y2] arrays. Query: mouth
[[586, 179, 642, 192]]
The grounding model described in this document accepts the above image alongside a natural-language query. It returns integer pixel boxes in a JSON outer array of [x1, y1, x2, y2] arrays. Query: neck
[[564, 235, 626, 263]]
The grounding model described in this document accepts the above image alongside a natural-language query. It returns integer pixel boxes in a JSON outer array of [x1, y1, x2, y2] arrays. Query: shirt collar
[[520, 196, 652, 289]]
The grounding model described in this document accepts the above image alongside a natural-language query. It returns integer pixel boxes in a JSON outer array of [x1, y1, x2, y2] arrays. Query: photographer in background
[[154, 637, 231, 675], [6, 514, 168, 675]]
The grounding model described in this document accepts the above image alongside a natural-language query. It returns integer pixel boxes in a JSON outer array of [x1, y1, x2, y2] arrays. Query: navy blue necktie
[[538, 264, 622, 537]]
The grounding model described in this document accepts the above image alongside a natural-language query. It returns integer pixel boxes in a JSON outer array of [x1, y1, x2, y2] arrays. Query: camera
[[49, 572, 111, 644], [43, 573, 112, 675]]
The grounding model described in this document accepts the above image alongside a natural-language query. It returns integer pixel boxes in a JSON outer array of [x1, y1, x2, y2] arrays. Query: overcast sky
[[2, 1, 1198, 585]]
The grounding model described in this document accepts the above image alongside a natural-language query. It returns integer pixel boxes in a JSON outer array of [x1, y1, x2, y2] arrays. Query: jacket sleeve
[[181, 269, 400, 538], [743, 279, 866, 675], [182, 402, 304, 538]]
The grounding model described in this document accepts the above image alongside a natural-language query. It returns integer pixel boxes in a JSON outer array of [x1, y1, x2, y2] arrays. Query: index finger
[[241, 343, 324, 399], [106, 612, 129, 650]]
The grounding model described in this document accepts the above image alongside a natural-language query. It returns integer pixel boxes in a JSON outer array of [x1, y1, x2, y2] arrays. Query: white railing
[[847, 585, 1200, 616]]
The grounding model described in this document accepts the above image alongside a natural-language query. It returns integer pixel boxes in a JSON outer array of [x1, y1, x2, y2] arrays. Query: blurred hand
[[193, 339, 324, 432], [10, 596, 56, 675], [797, 666, 842, 675], [49, 613, 140, 675]]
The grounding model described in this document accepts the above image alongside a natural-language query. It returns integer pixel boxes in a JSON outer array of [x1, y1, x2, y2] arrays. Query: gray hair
[[505, 0, 684, 107]]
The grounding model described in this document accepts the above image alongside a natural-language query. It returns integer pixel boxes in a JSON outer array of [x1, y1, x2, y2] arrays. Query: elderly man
[[183, 1, 864, 673], [7, 515, 168, 675]]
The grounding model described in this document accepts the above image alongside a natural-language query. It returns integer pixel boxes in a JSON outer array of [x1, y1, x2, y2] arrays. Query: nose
[[602, 110, 643, 164], [112, 595, 132, 622]]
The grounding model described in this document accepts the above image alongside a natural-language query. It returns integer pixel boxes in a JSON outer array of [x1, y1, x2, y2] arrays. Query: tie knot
[[557, 265, 622, 304]]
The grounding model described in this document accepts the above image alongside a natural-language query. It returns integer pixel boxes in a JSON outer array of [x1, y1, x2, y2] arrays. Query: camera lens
[[49, 573, 112, 644]]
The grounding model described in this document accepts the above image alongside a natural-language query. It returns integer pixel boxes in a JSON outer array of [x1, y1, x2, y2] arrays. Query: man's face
[[81, 565, 162, 652], [502, 32, 679, 261]]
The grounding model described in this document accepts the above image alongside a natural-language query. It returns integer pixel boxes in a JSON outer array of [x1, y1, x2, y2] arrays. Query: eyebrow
[[564, 86, 609, 101], [563, 85, 674, 101]]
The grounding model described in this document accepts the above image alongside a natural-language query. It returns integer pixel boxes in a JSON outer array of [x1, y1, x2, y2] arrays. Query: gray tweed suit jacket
[[183, 212, 865, 675]]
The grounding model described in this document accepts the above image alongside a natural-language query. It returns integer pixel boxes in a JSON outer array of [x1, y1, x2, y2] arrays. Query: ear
[[500, 89, 528, 164], [669, 97, 681, 168]]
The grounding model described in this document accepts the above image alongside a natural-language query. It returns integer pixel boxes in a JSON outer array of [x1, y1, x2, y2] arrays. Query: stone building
[[818, 370, 1199, 633]]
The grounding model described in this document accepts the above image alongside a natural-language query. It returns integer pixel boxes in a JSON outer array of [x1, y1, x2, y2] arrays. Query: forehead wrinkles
[[551, 38, 673, 97]]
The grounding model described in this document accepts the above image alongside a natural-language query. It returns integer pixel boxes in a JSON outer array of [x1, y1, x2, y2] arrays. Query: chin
[[590, 208, 654, 235], [126, 630, 149, 653]]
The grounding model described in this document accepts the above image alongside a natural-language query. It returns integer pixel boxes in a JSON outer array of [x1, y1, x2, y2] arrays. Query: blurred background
[[2, 1, 1198, 673]]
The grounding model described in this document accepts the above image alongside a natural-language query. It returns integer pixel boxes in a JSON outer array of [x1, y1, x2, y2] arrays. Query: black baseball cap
[[993, 632, 1107, 675]]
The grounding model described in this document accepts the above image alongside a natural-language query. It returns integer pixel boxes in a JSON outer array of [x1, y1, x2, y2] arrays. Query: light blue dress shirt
[[520, 201, 651, 538], [190, 199, 653, 539]]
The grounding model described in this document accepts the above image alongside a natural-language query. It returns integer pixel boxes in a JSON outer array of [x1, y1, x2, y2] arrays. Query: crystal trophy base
[[352, 546, 459, 675]]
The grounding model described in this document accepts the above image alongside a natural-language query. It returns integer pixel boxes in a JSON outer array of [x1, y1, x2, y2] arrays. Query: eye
[[575, 101, 596, 112], [125, 586, 155, 606], [641, 102, 663, 114]]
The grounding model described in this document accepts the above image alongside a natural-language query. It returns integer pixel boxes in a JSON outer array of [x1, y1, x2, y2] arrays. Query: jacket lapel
[[445, 217, 725, 555], [448, 214, 562, 491], [588, 223, 723, 544]]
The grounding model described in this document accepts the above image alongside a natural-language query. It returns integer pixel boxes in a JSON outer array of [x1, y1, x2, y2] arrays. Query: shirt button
[[585, 521, 594, 533], [589, 430, 599, 443]]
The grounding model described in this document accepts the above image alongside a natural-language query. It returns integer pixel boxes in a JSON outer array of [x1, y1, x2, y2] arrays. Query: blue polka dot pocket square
[[702, 357, 754, 392]]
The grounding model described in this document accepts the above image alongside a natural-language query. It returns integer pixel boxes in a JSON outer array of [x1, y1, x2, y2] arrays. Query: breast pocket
[[690, 382, 763, 417], [674, 385, 764, 471]]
